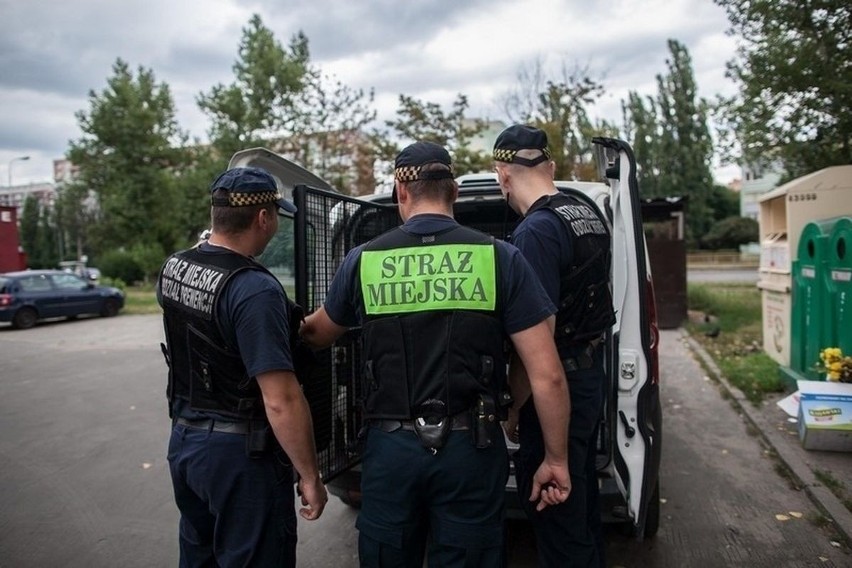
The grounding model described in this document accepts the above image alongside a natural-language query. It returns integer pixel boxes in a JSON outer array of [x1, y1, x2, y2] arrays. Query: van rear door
[[594, 137, 662, 537]]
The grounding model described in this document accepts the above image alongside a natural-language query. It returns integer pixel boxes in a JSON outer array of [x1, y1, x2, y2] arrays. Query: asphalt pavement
[[0, 314, 850, 566], [684, 331, 852, 545]]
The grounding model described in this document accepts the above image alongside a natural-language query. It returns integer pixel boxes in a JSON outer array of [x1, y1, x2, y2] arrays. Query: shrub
[[701, 216, 759, 250], [99, 249, 144, 285]]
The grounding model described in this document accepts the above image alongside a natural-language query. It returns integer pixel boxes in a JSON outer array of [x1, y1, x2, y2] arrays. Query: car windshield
[[0, 277, 9, 292]]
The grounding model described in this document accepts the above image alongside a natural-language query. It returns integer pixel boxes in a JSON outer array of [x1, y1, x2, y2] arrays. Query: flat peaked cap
[[391, 141, 455, 203], [210, 166, 296, 214], [493, 125, 552, 167]]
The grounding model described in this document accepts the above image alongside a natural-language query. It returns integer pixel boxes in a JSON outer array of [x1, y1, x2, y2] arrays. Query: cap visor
[[275, 198, 297, 215]]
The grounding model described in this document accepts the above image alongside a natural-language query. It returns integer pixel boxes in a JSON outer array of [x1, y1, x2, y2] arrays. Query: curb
[[681, 329, 852, 545]]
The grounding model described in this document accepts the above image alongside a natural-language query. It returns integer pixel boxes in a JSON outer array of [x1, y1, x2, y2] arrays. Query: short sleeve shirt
[[323, 214, 556, 334], [510, 199, 576, 307]]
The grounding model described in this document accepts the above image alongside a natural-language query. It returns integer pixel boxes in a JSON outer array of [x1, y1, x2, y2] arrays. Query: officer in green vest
[[301, 141, 570, 567]]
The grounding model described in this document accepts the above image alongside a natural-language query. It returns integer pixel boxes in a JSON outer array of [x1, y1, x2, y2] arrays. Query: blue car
[[0, 269, 125, 329]]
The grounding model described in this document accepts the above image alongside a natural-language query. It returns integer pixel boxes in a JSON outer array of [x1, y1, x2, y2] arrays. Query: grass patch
[[123, 286, 161, 315], [814, 470, 852, 515], [686, 283, 786, 404]]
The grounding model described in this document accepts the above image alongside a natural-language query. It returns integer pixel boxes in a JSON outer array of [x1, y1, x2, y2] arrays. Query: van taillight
[[0, 294, 12, 307], [646, 276, 660, 385]]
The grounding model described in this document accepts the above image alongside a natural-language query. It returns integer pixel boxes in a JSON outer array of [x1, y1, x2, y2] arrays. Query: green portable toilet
[[827, 217, 852, 361], [790, 219, 838, 379]]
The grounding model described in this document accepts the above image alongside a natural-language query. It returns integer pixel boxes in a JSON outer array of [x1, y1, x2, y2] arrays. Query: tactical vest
[[358, 224, 507, 420], [527, 193, 616, 350], [158, 247, 288, 420]]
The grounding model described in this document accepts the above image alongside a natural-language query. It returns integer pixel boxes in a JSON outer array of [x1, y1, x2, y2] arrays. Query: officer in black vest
[[494, 125, 616, 568], [301, 141, 571, 568], [158, 167, 327, 567]]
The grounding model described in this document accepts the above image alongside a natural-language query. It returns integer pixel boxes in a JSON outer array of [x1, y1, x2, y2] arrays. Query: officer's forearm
[[509, 320, 570, 463], [258, 372, 322, 482], [532, 377, 570, 463]]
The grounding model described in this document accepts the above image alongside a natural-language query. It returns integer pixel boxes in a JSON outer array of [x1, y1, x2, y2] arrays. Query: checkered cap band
[[493, 147, 552, 163], [227, 190, 281, 207], [394, 164, 454, 182]]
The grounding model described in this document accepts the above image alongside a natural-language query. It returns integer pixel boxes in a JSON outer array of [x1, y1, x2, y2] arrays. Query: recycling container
[[828, 217, 852, 359], [791, 219, 841, 378]]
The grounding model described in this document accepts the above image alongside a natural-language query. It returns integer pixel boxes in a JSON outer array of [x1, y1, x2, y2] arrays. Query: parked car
[[229, 138, 662, 538], [0, 269, 125, 329]]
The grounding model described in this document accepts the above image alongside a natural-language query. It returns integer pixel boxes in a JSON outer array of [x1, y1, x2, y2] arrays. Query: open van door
[[594, 137, 662, 538], [225, 148, 399, 483], [290, 186, 399, 481]]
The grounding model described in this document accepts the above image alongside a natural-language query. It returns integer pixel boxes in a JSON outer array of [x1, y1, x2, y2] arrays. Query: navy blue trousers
[[167, 424, 297, 568], [514, 348, 605, 568], [357, 428, 509, 568]]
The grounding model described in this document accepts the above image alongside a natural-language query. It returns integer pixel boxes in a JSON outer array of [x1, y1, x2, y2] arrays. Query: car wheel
[[100, 299, 120, 318], [12, 307, 38, 330]]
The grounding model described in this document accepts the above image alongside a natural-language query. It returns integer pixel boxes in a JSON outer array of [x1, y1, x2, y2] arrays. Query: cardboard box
[[797, 380, 852, 452]]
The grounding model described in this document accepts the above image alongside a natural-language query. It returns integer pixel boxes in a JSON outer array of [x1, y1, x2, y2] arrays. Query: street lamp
[[8, 155, 30, 187]]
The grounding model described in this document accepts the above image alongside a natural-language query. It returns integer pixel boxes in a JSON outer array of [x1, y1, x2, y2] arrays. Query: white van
[[229, 137, 662, 538]]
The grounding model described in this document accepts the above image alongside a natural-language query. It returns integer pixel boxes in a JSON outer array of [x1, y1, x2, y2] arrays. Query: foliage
[[283, 70, 377, 195], [99, 276, 127, 291], [18, 195, 59, 269], [99, 248, 145, 285], [622, 40, 716, 245], [197, 15, 310, 161], [714, 0, 852, 179], [18, 195, 39, 264], [502, 59, 616, 181], [54, 179, 97, 261], [687, 283, 785, 403], [378, 94, 492, 178], [67, 59, 188, 260], [700, 216, 759, 250]]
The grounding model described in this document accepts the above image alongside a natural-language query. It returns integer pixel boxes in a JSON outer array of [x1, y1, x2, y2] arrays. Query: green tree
[[34, 206, 58, 269], [68, 58, 188, 259], [378, 94, 492, 177], [622, 40, 716, 245], [282, 71, 377, 195], [54, 180, 97, 261], [715, 0, 851, 178], [19, 194, 39, 265], [197, 14, 310, 162], [502, 60, 617, 180]]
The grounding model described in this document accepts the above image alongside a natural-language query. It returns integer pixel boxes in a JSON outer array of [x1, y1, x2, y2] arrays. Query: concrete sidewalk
[[683, 330, 852, 545]]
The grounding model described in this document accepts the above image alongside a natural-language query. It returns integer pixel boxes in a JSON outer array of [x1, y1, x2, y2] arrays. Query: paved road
[[687, 267, 760, 284], [0, 316, 848, 566]]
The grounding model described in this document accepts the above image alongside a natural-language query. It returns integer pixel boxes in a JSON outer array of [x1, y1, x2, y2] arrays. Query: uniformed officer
[[300, 141, 570, 568], [158, 166, 327, 567], [494, 125, 616, 568]]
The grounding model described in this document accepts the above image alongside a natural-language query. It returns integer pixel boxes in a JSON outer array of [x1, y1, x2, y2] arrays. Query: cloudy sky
[[0, 0, 742, 187]]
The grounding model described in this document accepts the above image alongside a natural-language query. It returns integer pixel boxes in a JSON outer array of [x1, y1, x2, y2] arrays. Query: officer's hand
[[529, 459, 571, 512], [297, 474, 328, 521]]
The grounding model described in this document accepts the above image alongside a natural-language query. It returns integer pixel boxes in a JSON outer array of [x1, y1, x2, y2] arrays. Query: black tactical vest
[[159, 247, 283, 420], [357, 224, 507, 420], [527, 193, 616, 350]]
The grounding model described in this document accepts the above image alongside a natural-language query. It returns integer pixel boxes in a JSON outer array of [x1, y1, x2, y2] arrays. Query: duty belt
[[175, 416, 250, 435], [370, 411, 472, 433], [561, 336, 604, 372]]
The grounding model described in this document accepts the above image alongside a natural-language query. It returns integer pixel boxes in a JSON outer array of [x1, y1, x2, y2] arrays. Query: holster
[[246, 421, 272, 458], [471, 394, 498, 449]]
